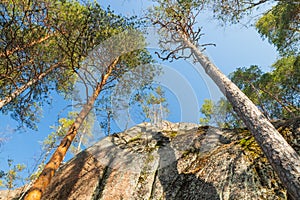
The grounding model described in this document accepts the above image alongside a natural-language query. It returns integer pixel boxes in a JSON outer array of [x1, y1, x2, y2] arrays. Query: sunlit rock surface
[[1, 118, 299, 200]]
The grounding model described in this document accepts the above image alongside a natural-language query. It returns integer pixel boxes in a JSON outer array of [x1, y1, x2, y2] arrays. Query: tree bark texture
[[0, 62, 62, 109], [0, 33, 56, 58], [183, 37, 300, 200], [24, 58, 119, 200]]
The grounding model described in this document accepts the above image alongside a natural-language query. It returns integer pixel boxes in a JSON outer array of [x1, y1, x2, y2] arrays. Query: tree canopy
[[255, 2, 299, 55], [0, 0, 142, 129], [199, 0, 299, 127], [1, 0, 299, 199], [149, 0, 300, 199], [207, 0, 299, 55]]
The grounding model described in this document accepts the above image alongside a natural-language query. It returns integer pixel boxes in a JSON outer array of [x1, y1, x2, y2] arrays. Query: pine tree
[[149, 1, 300, 199]]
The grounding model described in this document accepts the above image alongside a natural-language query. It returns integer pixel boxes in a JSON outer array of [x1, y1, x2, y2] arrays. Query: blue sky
[[0, 0, 278, 186]]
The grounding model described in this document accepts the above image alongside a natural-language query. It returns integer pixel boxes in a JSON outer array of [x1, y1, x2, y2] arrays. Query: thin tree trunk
[[0, 62, 62, 109], [107, 110, 111, 135], [77, 131, 84, 154], [259, 86, 300, 115], [182, 36, 300, 200], [160, 102, 163, 123], [24, 58, 119, 200], [0, 33, 56, 58], [249, 82, 271, 120]]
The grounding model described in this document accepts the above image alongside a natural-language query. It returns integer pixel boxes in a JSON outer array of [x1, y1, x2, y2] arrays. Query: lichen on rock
[[2, 118, 299, 200]]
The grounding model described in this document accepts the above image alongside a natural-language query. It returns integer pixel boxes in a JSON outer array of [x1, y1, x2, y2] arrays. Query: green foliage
[[133, 86, 169, 124], [149, 0, 210, 61], [0, 159, 26, 190], [27, 163, 45, 182], [201, 55, 299, 127], [199, 99, 214, 125], [29, 110, 95, 183], [71, 10, 160, 135], [96, 61, 162, 135], [206, 0, 280, 24], [197, 0, 299, 125], [205, 1, 299, 55], [1, 0, 138, 129], [200, 98, 242, 128], [0, 0, 74, 129], [42, 111, 94, 155], [230, 57, 300, 120], [256, 2, 300, 55]]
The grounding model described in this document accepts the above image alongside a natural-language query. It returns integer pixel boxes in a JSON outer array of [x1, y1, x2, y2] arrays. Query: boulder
[[1, 118, 299, 199]]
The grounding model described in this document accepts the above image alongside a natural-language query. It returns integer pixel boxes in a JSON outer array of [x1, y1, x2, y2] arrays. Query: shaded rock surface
[[1, 118, 299, 200]]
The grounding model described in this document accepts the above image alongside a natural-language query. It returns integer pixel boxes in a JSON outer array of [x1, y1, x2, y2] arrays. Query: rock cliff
[[1, 118, 299, 200]]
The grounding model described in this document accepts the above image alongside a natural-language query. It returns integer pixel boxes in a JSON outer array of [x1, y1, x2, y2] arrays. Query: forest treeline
[[0, 0, 299, 200]]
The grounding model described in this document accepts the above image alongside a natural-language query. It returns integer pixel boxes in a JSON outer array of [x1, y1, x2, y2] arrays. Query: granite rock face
[[1, 118, 299, 200]]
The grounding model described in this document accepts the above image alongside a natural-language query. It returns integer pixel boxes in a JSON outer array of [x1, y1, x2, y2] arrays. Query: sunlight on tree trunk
[[183, 35, 300, 200], [0, 63, 62, 109], [149, 1, 300, 198], [24, 58, 119, 200], [0, 33, 57, 58]]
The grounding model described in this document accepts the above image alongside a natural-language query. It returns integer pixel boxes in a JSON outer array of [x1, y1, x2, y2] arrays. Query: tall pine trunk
[[183, 36, 300, 200], [24, 58, 119, 200], [0, 62, 61, 109]]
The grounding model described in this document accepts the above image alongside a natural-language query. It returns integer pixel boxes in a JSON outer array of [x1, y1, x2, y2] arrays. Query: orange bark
[[0, 33, 56, 58], [0, 62, 62, 109], [24, 58, 119, 200]]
